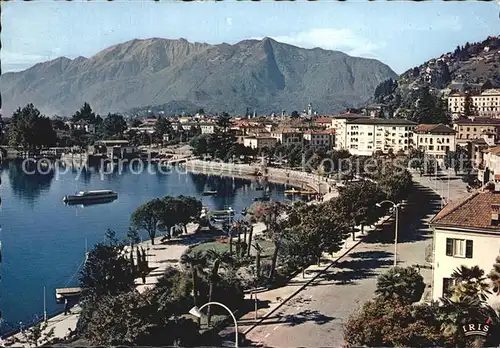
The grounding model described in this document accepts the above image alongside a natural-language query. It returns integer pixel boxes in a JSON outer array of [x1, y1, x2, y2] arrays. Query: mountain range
[[0, 37, 397, 117]]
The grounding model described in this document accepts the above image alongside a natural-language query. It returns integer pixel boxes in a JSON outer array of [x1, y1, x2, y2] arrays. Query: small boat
[[211, 207, 235, 216], [255, 185, 264, 191], [241, 207, 247, 216], [65, 197, 117, 207], [202, 190, 218, 196], [63, 190, 118, 203], [284, 188, 299, 195], [254, 195, 270, 202]]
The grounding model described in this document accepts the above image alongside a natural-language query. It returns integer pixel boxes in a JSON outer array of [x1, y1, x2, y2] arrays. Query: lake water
[[0, 160, 288, 334]]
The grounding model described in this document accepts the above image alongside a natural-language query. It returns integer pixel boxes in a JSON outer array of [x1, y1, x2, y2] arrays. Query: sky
[[1, 0, 499, 74]]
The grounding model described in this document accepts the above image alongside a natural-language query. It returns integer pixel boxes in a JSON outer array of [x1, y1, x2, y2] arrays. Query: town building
[[341, 118, 416, 156], [242, 136, 277, 152], [448, 89, 500, 118], [313, 116, 333, 129], [303, 130, 334, 150], [453, 116, 500, 144], [477, 147, 500, 184], [430, 186, 500, 302], [91, 140, 138, 159], [413, 124, 456, 161], [331, 113, 370, 150], [200, 123, 216, 135], [270, 128, 304, 146], [64, 120, 96, 134]]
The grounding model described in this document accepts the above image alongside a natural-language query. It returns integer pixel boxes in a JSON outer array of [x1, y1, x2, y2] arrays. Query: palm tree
[[252, 242, 263, 279], [451, 265, 491, 301], [375, 266, 425, 305], [488, 255, 500, 295], [180, 251, 207, 308], [204, 249, 233, 326]]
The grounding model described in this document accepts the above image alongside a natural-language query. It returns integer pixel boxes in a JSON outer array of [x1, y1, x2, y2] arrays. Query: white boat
[[63, 190, 118, 203]]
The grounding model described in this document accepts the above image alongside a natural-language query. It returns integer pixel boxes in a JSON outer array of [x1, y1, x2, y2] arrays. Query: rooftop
[[431, 189, 500, 232], [454, 117, 500, 125], [331, 112, 368, 119], [414, 124, 456, 134], [347, 118, 417, 125]]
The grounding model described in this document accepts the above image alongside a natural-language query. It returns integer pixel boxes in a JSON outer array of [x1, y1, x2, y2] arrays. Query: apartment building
[[243, 136, 277, 151], [200, 123, 216, 134], [430, 187, 500, 303], [331, 113, 370, 149], [343, 118, 416, 156], [477, 147, 500, 184], [314, 116, 334, 129], [270, 128, 304, 146], [448, 89, 500, 118], [453, 116, 500, 144], [413, 124, 456, 160], [303, 130, 334, 150]]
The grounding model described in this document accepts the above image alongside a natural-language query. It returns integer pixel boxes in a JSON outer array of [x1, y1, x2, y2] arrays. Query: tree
[[189, 134, 210, 157], [344, 298, 444, 347], [463, 94, 477, 116], [8, 104, 57, 151], [125, 227, 141, 246], [281, 202, 350, 270], [130, 198, 165, 245], [175, 195, 202, 234], [450, 265, 491, 302], [489, 255, 500, 295], [78, 288, 200, 346], [79, 243, 135, 297], [335, 180, 386, 236], [290, 110, 300, 118], [409, 87, 449, 124], [100, 113, 127, 137], [209, 112, 236, 161], [375, 267, 426, 305], [180, 251, 207, 308], [154, 117, 172, 138], [72, 102, 98, 124], [204, 249, 233, 326]]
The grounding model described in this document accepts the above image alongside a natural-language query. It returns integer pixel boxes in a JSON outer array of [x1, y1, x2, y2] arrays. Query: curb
[[241, 213, 395, 336]]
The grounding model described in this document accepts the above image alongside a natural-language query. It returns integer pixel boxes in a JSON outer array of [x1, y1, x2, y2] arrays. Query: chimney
[[491, 204, 500, 226]]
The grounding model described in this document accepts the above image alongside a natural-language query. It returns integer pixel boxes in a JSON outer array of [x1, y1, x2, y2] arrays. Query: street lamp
[[376, 200, 400, 267], [189, 302, 239, 348]]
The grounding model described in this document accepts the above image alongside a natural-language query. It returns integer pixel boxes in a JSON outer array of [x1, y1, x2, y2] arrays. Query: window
[[446, 238, 473, 258], [442, 277, 455, 297], [429, 145, 434, 151], [447, 138, 450, 143]]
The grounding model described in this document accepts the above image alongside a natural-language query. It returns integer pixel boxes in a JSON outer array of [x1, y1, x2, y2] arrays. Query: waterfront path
[[3, 223, 202, 347], [223, 183, 440, 347]]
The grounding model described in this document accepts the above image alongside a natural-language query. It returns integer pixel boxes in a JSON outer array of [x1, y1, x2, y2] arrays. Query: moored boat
[[202, 190, 218, 196], [63, 190, 118, 203]]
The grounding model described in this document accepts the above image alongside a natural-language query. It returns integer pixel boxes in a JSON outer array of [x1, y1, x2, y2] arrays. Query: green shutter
[[446, 238, 453, 256], [466, 240, 473, 258]]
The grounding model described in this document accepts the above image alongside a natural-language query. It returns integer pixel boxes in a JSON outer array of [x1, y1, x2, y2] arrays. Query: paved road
[[411, 169, 470, 204], [244, 184, 442, 347]]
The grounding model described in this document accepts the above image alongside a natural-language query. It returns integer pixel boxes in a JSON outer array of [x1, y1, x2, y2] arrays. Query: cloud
[[255, 28, 385, 59], [1, 50, 68, 72]]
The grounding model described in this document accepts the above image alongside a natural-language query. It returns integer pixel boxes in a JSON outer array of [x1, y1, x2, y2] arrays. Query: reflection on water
[[0, 161, 289, 332], [6, 160, 55, 203]]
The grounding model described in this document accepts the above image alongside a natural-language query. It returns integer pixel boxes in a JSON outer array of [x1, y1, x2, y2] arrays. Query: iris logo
[[462, 323, 490, 337]]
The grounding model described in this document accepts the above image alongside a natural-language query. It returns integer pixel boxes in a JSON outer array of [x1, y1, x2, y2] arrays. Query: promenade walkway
[[219, 212, 396, 343], [2, 166, 338, 347], [3, 223, 201, 347]]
